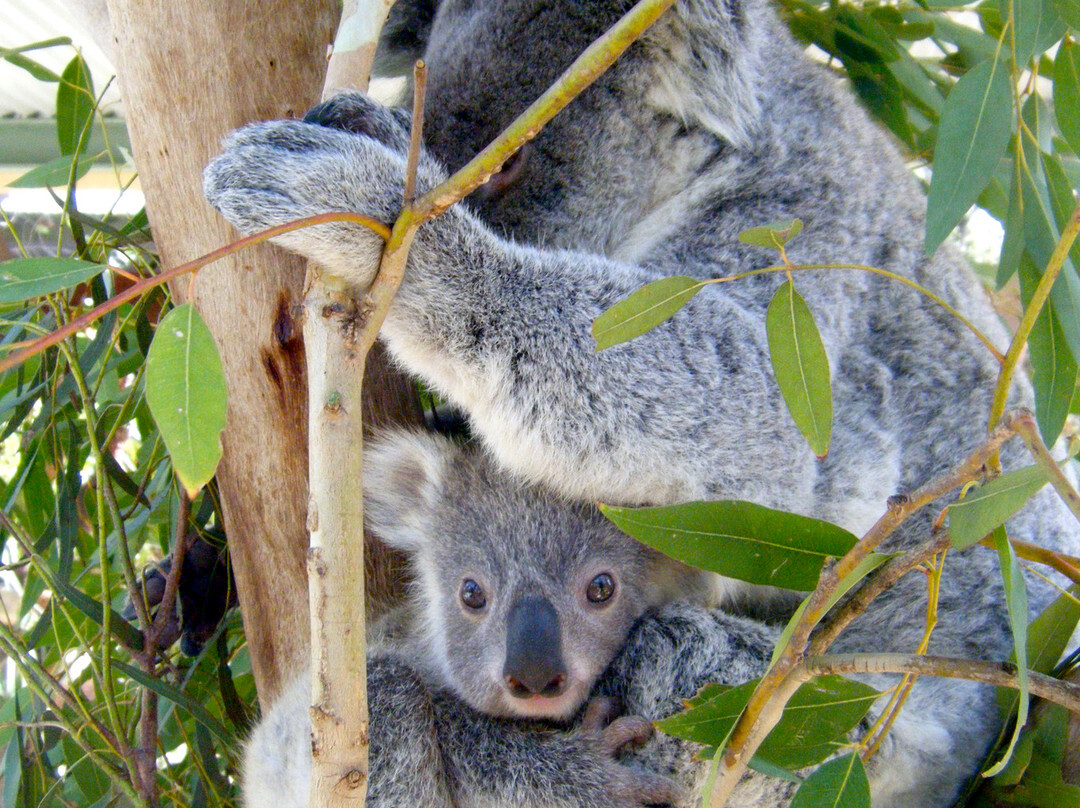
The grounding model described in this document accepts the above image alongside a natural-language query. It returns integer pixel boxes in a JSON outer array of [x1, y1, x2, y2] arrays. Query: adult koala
[[204, 0, 1080, 806]]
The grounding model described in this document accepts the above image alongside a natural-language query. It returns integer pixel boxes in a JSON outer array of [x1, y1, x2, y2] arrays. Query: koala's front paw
[[305, 92, 413, 154], [580, 698, 687, 808], [204, 119, 406, 287]]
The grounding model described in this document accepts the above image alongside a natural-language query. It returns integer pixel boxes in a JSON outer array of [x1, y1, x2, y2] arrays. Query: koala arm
[[204, 110, 814, 508]]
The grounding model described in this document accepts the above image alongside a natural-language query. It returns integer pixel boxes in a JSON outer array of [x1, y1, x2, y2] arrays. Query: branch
[[804, 653, 1080, 715], [708, 411, 1029, 807]]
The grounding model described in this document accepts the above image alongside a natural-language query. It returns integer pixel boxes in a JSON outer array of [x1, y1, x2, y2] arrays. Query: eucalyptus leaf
[[925, 57, 1014, 254], [660, 676, 880, 771], [1008, 0, 1066, 65], [766, 280, 832, 457], [948, 466, 1049, 549], [0, 257, 104, 303], [738, 219, 804, 250], [145, 304, 228, 498], [600, 499, 858, 590], [983, 529, 1030, 777], [592, 276, 704, 351], [57, 54, 95, 157], [1020, 259, 1078, 446], [790, 753, 872, 808]]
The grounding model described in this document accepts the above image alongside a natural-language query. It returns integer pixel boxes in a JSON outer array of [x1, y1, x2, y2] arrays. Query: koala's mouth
[[498, 678, 589, 722]]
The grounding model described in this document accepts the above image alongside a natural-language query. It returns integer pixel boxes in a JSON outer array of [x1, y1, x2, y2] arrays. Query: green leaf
[[656, 678, 756, 745], [1007, 0, 1066, 65], [145, 304, 228, 497], [600, 499, 858, 590], [1055, 45, 1080, 158], [57, 54, 95, 157], [1055, 0, 1080, 30], [112, 660, 233, 744], [1021, 256, 1079, 446], [2, 734, 20, 808], [790, 753, 872, 808], [766, 280, 832, 457], [663, 676, 880, 771], [757, 677, 882, 770], [592, 276, 704, 351], [1026, 586, 1080, 675], [984, 528, 1030, 777], [6, 155, 93, 189], [948, 465, 1049, 549], [925, 57, 1014, 254], [0, 257, 104, 304], [738, 219, 804, 250]]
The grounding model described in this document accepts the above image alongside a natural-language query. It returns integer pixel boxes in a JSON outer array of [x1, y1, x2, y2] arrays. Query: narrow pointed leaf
[[0, 257, 104, 303], [790, 753, 872, 808], [738, 219, 803, 250], [145, 304, 228, 497], [6, 155, 93, 189], [1055, 0, 1080, 31], [1055, 43, 1080, 157], [592, 276, 704, 350], [57, 54, 95, 157], [1021, 258, 1078, 446], [984, 529, 1030, 777], [766, 280, 832, 457], [948, 465, 1049, 549], [600, 499, 857, 590], [925, 57, 1014, 253]]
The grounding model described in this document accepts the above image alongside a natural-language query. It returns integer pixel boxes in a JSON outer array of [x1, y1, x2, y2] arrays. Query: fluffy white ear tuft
[[363, 430, 455, 552]]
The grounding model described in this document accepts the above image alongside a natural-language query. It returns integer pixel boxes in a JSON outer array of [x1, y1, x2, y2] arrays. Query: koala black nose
[[503, 597, 568, 699]]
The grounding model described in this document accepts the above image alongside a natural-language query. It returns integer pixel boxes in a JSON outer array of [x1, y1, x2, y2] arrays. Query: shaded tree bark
[[100, 0, 420, 706]]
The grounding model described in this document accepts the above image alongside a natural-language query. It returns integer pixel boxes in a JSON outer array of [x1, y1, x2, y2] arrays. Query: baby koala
[[363, 429, 716, 721], [243, 430, 711, 807]]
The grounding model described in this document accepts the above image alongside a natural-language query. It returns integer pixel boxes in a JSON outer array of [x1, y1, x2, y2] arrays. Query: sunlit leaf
[[925, 57, 1014, 254], [57, 54, 95, 157], [592, 276, 704, 350], [948, 466, 1049, 549], [600, 499, 857, 590], [0, 257, 104, 303], [145, 304, 228, 497], [790, 753, 872, 808], [984, 529, 1030, 777], [738, 219, 804, 250], [1055, 0, 1080, 30], [766, 280, 832, 457]]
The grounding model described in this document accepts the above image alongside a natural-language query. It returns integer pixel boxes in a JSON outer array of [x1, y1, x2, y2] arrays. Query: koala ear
[[373, 0, 440, 77], [363, 429, 454, 552]]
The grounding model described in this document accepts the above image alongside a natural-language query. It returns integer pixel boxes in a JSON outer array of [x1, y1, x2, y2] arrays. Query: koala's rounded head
[[364, 430, 701, 722]]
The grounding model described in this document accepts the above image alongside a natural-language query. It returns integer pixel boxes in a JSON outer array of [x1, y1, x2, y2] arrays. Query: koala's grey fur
[[205, 0, 1080, 806]]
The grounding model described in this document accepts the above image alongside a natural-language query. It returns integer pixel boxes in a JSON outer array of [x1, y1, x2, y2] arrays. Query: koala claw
[[304, 92, 414, 154], [578, 697, 686, 808]]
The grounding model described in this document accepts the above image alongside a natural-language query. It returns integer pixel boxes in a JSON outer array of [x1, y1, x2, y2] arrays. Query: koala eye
[[586, 573, 615, 604], [460, 579, 487, 610]]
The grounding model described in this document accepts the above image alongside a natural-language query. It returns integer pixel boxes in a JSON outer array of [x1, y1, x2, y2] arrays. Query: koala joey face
[[364, 432, 690, 721]]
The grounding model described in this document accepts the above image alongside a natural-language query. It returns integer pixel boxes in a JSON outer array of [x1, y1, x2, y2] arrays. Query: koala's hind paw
[[305, 92, 413, 154], [580, 697, 687, 808]]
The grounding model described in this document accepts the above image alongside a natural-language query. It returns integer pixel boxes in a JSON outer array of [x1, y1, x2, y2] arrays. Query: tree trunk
[[102, 0, 420, 706]]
